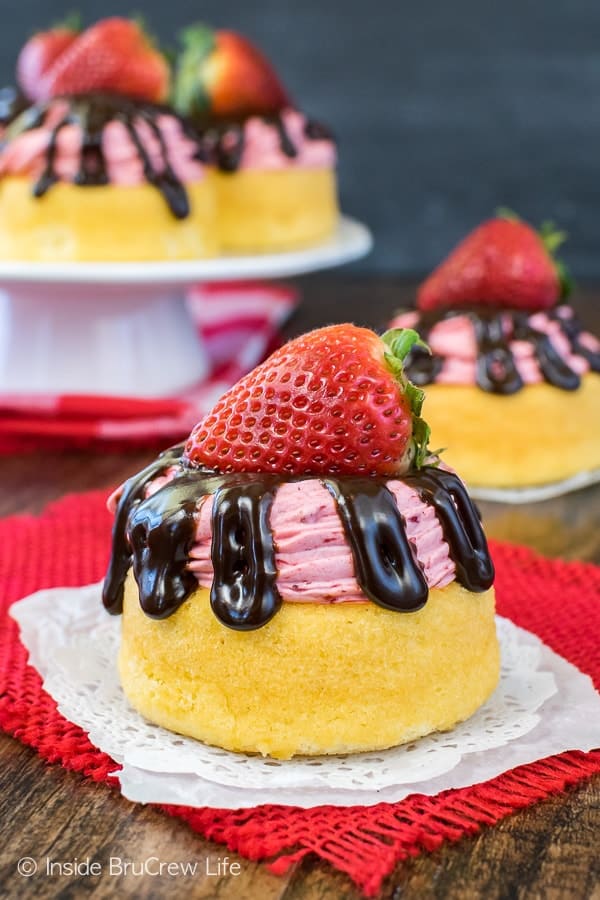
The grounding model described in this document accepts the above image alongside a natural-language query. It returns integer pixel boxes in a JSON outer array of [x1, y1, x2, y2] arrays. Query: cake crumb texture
[[120, 573, 499, 759], [422, 374, 600, 487], [0, 176, 218, 261]]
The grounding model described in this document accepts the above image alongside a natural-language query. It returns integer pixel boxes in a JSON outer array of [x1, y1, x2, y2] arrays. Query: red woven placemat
[[1, 490, 599, 897]]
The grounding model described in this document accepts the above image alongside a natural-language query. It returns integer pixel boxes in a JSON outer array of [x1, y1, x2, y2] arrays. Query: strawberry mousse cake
[[103, 325, 497, 759], [174, 24, 338, 253], [0, 18, 216, 261], [391, 215, 600, 488]]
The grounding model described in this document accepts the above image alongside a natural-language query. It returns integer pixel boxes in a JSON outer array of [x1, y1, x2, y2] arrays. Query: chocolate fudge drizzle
[[322, 477, 429, 611], [402, 469, 494, 591], [103, 449, 494, 631], [209, 478, 281, 628], [404, 306, 600, 394], [5, 93, 194, 217], [197, 112, 333, 173], [103, 445, 185, 619]]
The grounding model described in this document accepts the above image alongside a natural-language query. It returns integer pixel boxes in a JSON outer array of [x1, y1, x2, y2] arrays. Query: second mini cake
[[104, 325, 498, 759], [392, 215, 600, 488], [0, 19, 216, 262], [174, 25, 338, 253]]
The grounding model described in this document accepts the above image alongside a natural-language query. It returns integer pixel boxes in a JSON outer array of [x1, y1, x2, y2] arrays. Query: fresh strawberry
[[173, 24, 290, 121], [16, 21, 80, 102], [184, 325, 431, 477], [38, 17, 170, 103], [417, 213, 570, 313]]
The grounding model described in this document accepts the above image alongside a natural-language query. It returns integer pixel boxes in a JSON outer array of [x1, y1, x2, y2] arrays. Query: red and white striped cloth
[[0, 281, 298, 453]]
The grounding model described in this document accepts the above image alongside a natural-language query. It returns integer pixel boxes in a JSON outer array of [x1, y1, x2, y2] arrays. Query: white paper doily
[[10, 583, 600, 809], [467, 467, 600, 504]]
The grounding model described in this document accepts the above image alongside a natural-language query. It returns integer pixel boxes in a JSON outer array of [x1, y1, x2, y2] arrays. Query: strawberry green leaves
[[382, 328, 433, 469]]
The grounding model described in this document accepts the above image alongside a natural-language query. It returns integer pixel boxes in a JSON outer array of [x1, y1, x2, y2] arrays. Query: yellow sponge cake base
[[119, 574, 499, 759], [422, 373, 600, 488], [214, 168, 338, 253], [0, 176, 218, 262]]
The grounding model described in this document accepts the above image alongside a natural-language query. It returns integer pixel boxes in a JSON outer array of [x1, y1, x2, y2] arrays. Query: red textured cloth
[[0, 281, 296, 454], [1, 490, 599, 897]]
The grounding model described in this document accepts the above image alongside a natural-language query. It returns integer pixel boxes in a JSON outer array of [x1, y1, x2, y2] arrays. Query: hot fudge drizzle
[[103, 449, 494, 631], [322, 477, 429, 612], [4, 93, 195, 217], [404, 307, 600, 394], [196, 112, 333, 173]]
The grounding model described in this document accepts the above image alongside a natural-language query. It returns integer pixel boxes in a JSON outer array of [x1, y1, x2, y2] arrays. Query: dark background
[[1, 0, 599, 276]]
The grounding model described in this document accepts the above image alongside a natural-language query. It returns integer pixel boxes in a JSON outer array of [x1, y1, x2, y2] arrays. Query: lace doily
[[11, 582, 600, 809]]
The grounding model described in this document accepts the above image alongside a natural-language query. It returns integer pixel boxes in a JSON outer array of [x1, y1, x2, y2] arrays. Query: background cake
[[0, 18, 216, 262], [173, 24, 339, 253], [392, 214, 600, 488], [0, 16, 340, 262]]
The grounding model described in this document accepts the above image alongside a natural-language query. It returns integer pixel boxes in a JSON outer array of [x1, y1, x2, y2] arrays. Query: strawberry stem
[[172, 23, 216, 116], [554, 259, 573, 300], [382, 327, 428, 364], [53, 10, 82, 32], [381, 328, 433, 469], [495, 206, 521, 222], [539, 219, 567, 254], [538, 220, 572, 299]]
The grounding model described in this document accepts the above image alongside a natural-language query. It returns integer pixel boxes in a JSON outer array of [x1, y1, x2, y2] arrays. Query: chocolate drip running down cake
[[195, 107, 338, 253], [103, 446, 494, 628], [103, 325, 499, 759], [0, 92, 217, 261], [198, 111, 333, 175], [8, 93, 196, 216], [405, 306, 600, 395]]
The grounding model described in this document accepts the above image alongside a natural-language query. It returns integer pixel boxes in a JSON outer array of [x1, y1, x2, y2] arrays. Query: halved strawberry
[[173, 24, 290, 121], [418, 212, 570, 313], [184, 325, 431, 477], [17, 19, 80, 102], [38, 17, 170, 103]]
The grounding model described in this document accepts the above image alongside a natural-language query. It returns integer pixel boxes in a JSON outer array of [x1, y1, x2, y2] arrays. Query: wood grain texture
[[0, 735, 291, 899], [0, 276, 598, 898]]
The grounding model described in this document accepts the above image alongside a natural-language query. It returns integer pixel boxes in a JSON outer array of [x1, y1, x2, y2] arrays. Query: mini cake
[[0, 18, 216, 262], [103, 325, 498, 759], [392, 215, 600, 488], [174, 25, 338, 252]]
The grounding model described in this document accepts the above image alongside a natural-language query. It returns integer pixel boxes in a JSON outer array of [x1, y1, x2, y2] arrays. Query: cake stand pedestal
[[0, 216, 371, 398]]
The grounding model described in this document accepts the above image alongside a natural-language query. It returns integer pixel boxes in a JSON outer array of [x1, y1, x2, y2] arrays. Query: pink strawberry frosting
[[0, 100, 206, 185], [188, 478, 454, 602], [390, 306, 600, 386], [108, 470, 457, 603], [232, 108, 335, 171]]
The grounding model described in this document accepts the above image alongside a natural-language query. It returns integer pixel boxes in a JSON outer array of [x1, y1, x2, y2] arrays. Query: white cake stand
[[0, 216, 372, 397]]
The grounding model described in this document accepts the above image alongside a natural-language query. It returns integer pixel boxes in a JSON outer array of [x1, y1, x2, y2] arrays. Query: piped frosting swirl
[[197, 107, 336, 172], [391, 305, 600, 394], [103, 445, 494, 631], [0, 93, 207, 217]]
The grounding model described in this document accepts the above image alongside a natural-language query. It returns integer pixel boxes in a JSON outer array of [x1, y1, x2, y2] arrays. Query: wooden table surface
[[1, 276, 599, 899]]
